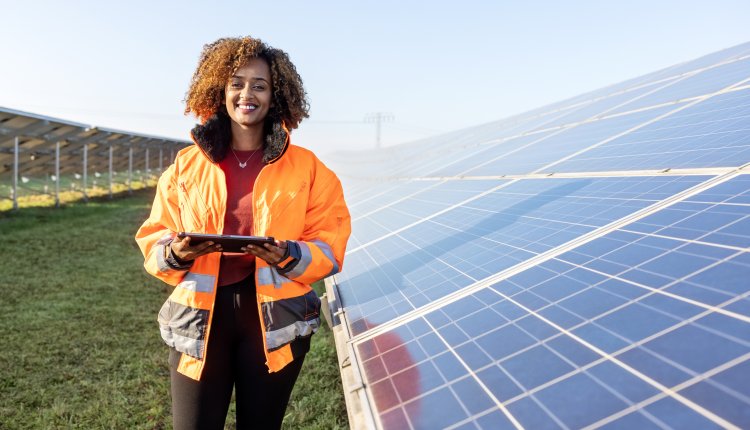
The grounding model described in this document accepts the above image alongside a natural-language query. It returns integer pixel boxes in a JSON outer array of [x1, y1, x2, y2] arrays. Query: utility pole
[[364, 112, 393, 148]]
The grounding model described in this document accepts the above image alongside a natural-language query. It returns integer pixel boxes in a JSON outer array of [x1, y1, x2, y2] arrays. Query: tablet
[[177, 232, 276, 253]]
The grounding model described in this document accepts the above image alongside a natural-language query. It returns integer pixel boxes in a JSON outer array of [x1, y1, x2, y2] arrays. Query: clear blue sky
[[1, 1, 749, 156]]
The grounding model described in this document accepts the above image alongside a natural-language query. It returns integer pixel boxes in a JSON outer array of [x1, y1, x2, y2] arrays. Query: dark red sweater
[[217, 149, 264, 286]]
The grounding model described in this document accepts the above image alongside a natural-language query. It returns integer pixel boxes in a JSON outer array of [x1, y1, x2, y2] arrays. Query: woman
[[135, 36, 351, 429]]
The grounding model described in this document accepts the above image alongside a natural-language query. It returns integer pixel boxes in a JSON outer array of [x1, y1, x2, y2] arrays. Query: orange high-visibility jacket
[[135, 121, 351, 381]]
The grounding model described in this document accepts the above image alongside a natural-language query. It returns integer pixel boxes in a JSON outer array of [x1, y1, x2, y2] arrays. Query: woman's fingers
[[173, 236, 289, 263], [192, 241, 222, 258], [241, 243, 284, 265], [194, 240, 222, 253], [171, 235, 222, 261]]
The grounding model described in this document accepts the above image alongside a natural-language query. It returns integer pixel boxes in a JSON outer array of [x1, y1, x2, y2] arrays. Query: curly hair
[[184, 36, 309, 130]]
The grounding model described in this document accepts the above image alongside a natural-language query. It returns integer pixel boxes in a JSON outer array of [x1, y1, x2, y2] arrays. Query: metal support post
[[108, 144, 114, 199], [145, 147, 150, 183], [128, 145, 133, 193], [12, 136, 19, 210], [55, 141, 61, 207], [82, 144, 88, 202]]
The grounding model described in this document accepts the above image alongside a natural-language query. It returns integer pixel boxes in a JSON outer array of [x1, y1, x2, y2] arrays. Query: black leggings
[[169, 278, 306, 430]]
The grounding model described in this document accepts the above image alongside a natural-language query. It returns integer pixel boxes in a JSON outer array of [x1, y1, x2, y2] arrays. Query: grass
[[0, 189, 347, 429]]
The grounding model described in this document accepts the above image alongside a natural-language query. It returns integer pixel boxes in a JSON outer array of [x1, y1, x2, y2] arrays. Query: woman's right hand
[[170, 235, 222, 261]]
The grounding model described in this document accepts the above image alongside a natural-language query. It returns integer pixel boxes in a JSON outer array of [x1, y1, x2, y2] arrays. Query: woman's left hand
[[242, 240, 288, 265]]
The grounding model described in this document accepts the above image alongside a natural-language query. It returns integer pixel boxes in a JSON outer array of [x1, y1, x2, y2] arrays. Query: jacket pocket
[[261, 290, 321, 351], [157, 299, 209, 359]]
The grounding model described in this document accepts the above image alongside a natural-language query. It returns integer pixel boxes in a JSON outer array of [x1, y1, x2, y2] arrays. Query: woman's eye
[[252, 85, 266, 91], [230, 82, 242, 89]]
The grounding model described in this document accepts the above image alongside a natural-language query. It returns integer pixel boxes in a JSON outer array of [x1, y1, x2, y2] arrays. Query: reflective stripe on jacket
[[135, 124, 351, 381]]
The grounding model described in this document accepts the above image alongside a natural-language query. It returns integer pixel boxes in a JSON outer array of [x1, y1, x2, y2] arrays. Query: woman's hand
[[242, 240, 288, 265], [170, 235, 222, 261]]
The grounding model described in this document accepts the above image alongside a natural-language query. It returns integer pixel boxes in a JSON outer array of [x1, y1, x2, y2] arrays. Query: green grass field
[[0, 190, 347, 429]]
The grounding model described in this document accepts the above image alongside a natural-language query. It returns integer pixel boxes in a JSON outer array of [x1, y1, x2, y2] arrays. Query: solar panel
[[553, 88, 750, 172], [340, 175, 713, 336], [448, 106, 681, 177], [0, 106, 189, 207], [605, 57, 750, 116], [326, 42, 750, 429], [532, 80, 676, 128]]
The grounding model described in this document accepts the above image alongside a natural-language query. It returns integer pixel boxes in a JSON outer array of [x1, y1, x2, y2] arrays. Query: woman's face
[[224, 58, 272, 129]]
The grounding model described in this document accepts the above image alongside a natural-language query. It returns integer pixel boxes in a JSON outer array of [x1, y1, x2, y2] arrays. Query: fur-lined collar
[[190, 113, 289, 164]]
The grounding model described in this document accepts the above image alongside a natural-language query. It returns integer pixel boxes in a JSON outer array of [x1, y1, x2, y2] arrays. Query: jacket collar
[[190, 113, 289, 164]]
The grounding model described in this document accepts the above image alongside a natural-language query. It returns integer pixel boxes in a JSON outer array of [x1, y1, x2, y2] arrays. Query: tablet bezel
[[176, 232, 276, 253]]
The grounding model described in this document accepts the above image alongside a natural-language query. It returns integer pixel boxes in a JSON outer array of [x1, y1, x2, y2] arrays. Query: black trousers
[[169, 278, 306, 430]]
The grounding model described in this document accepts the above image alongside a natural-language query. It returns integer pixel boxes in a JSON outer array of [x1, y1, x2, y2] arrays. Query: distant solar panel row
[[0, 106, 189, 205], [327, 42, 750, 429]]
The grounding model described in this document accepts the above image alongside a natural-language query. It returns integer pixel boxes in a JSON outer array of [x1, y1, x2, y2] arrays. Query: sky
[[1, 1, 749, 157]]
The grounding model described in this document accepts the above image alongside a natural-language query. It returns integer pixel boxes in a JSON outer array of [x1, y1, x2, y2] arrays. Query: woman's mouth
[[237, 104, 257, 113]]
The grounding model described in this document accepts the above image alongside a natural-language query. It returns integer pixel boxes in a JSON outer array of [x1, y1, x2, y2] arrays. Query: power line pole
[[364, 112, 393, 148]]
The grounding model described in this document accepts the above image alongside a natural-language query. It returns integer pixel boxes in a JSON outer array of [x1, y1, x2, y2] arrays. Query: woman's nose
[[239, 85, 252, 100]]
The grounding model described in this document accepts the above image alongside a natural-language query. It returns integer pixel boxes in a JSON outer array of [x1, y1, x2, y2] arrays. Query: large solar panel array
[[0, 106, 189, 208], [325, 42, 750, 429]]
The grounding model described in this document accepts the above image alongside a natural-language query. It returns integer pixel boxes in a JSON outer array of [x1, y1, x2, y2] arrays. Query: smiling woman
[[225, 58, 272, 133], [135, 36, 351, 430], [182, 37, 309, 162]]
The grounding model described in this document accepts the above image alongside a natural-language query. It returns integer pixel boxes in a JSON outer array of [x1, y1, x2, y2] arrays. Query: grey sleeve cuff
[[275, 240, 301, 275], [163, 241, 193, 271]]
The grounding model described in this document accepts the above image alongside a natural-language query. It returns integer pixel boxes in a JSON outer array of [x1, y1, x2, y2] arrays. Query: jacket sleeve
[[276, 161, 351, 285], [134, 163, 188, 286]]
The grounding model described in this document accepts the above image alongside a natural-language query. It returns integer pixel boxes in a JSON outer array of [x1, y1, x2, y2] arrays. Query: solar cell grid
[[652, 42, 750, 78], [606, 56, 750, 115], [348, 173, 750, 429], [460, 105, 679, 177], [553, 88, 750, 172], [508, 65, 678, 128], [402, 118, 559, 177], [572, 42, 750, 107], [345, 181, 418, 213], [331, 120, 538, 181], [528, 79, 680, 131], [685, 172, 750, 203], [349, 180, 502, 246], [347, 217, 392, 249], [357, 256, 750, 428], [428, 131, 552, 177], [338, 175, 711, 337]]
